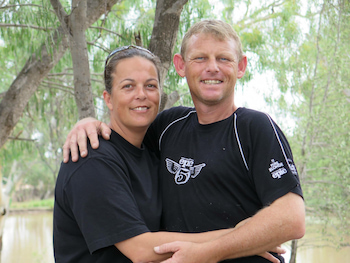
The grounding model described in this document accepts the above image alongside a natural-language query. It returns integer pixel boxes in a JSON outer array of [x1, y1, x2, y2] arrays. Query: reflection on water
[[1, 211, 54, 263], [1, 211, 350, 263]]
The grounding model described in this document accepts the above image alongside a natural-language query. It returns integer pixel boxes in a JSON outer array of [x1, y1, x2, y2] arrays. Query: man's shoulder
[[154, 106, 196, 126], [160, 106, 195, 118], [235, 107, 273, 126]]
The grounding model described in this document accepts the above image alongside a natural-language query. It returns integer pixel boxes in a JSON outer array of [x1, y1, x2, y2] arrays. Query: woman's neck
[[109, 123, 146, 148]]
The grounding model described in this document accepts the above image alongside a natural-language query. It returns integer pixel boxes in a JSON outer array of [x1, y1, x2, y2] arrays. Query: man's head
[[173, 20, 247, 114], [180, 19, 244, 62]]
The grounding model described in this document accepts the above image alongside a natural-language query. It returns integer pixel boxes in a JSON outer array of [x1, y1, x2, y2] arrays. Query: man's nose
[[206, 58, 219, 72]]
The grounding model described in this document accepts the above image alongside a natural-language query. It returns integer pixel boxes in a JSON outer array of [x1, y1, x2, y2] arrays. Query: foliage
[[278, 0, 350, 246], [10, 198, 54, 209]]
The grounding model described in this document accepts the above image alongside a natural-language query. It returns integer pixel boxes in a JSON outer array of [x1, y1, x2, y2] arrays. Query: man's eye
[[123, 84, 132, 89]]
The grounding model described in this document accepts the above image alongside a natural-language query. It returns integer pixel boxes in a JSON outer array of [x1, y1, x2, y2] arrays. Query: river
[[1, 211, 349, 263]]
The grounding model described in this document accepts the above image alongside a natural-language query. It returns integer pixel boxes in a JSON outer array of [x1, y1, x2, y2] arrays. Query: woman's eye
[[147, 84, 158, 89], [123, 84, 132, 89]]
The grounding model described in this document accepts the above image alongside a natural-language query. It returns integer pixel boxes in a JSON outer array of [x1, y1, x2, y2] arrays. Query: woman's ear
[[103, 90, 113, 111], [173, 53, 186, 78]]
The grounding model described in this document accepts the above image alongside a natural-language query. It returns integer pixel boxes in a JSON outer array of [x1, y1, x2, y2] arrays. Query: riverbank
[[8, 198, 54, 213]]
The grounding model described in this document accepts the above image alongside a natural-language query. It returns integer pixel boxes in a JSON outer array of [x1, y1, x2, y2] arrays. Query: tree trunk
[[69, 0, 96, 119], [0, 0, 119, 149], [149, 0, 189, 111], [289, 239, 298, 263]]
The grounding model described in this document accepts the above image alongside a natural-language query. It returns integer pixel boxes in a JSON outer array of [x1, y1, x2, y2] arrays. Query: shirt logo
[[287, 159, 298, 176], [165, 157, 206, 185], [269, 159, 287, 179]]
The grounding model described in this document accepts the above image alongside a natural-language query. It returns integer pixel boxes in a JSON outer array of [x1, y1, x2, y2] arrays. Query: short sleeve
[[248, 113, 303, 205], [63, 158, 150, 254]]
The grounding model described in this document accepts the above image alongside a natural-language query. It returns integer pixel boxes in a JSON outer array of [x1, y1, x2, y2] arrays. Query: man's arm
[[155, 192, 305, 263], [117, 225, 285, 263], [62, 117, 111, 163], [115, 229, 232, 263]]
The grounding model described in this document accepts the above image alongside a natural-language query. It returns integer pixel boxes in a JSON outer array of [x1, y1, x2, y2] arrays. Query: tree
[[0, 0, 118, 148], [0, 0, 190, 149], [3, 0, 349, 261], [259, 0, 350, 261]]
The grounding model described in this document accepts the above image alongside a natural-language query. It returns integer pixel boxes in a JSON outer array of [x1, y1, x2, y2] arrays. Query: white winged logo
[[165, 157, 206, 185]]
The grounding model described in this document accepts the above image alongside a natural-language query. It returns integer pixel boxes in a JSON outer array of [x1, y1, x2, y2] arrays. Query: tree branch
[[50, 0, 68, 27], [0, 0, 120, 149], [0, 4, 53, 11], [7, 137, 36, 142], [0, 23, 54, 31], [89, 26, 126, 39]]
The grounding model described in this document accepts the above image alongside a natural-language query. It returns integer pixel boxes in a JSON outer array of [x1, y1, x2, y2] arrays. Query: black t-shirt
[[145, 106, 303, 263], [53, 130, 161, 263]]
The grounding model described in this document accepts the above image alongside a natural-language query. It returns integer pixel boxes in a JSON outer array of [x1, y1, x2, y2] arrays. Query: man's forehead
[[186, 35, 238, 55]]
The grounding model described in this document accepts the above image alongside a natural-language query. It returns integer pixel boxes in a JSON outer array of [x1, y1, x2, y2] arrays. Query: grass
[[10, 198, 54, 210]]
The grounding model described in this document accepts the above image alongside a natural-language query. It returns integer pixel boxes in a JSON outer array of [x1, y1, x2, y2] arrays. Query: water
[[1, 211, 54, 263], [1, 211, 349, 263]]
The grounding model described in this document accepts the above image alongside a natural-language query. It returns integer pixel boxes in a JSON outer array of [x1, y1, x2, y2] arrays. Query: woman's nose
[[135, 86, 147, 99]]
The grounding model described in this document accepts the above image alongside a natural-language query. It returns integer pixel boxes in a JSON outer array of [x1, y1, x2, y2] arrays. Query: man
[[63, 20, 305, 263]]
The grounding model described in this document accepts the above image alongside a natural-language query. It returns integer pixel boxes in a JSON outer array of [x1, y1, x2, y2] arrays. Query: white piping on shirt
[[158, 110, 197, 151], [234, 113, 249, 171], [264, 114, 293, 171], [159, 110, 291, 173], [234, 112, 293, 172]]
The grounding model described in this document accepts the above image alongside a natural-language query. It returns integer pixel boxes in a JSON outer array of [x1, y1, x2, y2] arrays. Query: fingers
[[259, 252, 281, 263], [269, 245, 286, 255], [62, 130, 80, 163], [62, 137, 71, 163], [99, 121, 111, 140], [62, 117, 105, 163], [69, 132, 80, 162], [154, 242, 180, 255], [77, 128, 88, 157]]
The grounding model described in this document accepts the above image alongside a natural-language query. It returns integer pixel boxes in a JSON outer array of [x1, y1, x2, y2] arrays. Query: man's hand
[[62, 117, 111, 163], [154, 241, 285, 263], [154, 241, 213, 263]]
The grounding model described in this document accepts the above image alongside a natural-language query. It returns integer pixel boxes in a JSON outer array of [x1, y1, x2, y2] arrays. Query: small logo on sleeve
[[165, 157, 206, 185], [269, 159, 287, 179], [287, 159, 298, 176]]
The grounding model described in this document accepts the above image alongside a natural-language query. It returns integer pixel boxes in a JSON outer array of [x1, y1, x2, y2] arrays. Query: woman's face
[[103, 56, 160, 138]]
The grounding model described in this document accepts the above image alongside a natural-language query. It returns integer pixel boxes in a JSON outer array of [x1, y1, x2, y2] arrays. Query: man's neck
[[194, 102, 238, 125]]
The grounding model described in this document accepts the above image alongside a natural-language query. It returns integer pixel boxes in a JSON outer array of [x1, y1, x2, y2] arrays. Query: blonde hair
[[181, 19, 244, 61]]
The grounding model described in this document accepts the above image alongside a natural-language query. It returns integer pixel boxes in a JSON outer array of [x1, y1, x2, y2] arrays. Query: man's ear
[[237, 55, 248, 79], [173, 53, 186, 78], [103, 90, 113, 111]]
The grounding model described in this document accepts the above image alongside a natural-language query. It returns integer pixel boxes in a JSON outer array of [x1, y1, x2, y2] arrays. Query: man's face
[[176, 33, 246, 107]]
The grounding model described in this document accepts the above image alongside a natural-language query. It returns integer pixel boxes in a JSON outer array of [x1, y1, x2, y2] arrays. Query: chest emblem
[[165, 157, 206, 185]]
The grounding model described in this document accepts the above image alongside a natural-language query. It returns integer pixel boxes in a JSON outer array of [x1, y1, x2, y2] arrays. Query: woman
[[53, 46, 231, 263]]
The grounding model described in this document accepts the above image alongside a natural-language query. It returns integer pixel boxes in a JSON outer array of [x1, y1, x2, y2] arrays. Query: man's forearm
[[116, 228, 233, 263], [203, 192, 305, 262]]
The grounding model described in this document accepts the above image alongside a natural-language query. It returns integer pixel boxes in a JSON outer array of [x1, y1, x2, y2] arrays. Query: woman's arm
[[116, 220, 285, 263], [115, 229, 232, 263]]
